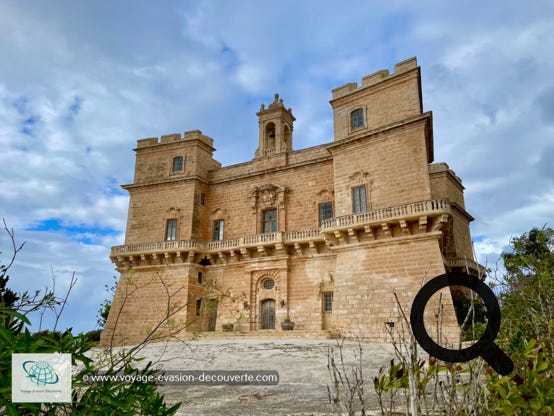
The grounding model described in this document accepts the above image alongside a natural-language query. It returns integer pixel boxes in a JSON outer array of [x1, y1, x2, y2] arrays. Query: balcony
[[321, 199, 449, 231], [320, 199, 450, 245], [444, 256, 486, 277], [111, 239, 206, 255], [110, 228, 326, 268], [110, 199, 452, 268]]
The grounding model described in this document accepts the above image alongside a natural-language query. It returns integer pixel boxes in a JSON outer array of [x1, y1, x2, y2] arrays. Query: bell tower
[[254, 93, 295, 159]]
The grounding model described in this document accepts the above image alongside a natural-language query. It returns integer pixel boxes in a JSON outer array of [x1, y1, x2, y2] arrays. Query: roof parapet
[[331, 57, 418, 100], [136, 130, 214, 149]]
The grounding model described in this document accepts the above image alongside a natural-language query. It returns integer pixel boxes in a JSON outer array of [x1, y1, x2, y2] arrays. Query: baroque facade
[[101, 57, 480, 347]]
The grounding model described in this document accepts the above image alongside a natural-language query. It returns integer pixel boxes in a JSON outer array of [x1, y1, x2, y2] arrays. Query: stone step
[[186, 330, 341, 340]]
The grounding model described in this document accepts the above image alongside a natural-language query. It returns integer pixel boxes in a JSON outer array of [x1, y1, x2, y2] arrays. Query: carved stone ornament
[[349, 170, 369, 184], [261, 188, 276, 208], [249, 184, 288, 212]]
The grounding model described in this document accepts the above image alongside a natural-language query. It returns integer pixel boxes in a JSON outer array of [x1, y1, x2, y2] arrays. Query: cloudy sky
[[1, 1, 552, 333]]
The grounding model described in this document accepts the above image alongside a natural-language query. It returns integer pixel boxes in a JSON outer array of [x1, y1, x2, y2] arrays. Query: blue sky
[[1, 0, 553, 333]]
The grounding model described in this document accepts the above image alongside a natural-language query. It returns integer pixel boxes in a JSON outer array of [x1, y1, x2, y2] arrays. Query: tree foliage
[[498, 227, 554, 355], [0, 222, 181, 415], [97, 275, 117, 329], [0, 220, 21, 308]]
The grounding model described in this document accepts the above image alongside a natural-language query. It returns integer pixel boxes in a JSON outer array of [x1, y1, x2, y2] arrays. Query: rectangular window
[[172, 156, 184, 172], [263, 209, 277, 233], [324, 292, 333, 312], [213, 220, 224, 241], [166, 219, 177, 241], [351, 108, 364, 129], [318, 202, 333, 225], [352, 185, 367, 214], [197, 272, 203, 284], [200, 193, 206, 205], [196, 299, 202, 316]]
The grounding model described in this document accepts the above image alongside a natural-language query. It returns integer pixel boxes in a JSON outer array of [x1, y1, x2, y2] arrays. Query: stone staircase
[[186, 330, 341, 340]]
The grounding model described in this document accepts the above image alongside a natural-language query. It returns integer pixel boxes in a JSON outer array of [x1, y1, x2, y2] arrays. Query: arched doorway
[[260, 299, 275, 329]]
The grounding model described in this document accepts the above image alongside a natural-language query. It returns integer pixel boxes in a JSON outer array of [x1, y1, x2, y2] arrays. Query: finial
[[273, 93, 279, 103], [260, 103, 265, 110]]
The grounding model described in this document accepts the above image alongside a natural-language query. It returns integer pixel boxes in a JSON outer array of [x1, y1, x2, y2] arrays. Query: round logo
[[23, 360, 60, 386]]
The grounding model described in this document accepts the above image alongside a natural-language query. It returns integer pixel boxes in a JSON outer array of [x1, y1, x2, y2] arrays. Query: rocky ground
[[123, 338, 398, 416]]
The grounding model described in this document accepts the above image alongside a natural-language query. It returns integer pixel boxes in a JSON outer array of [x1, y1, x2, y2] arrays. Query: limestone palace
[[101, 57, 481, 347]]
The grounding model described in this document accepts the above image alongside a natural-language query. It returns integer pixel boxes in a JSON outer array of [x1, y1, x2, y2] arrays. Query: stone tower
[[254, 93, 295, 158]]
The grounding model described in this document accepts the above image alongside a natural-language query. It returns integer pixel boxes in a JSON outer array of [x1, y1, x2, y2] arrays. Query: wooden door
[[261, 299, 275, 330], [207, 299, 218, 332]]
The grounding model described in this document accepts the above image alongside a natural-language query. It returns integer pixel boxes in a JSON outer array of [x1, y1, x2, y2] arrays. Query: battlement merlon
[[330, 57, 419, 100], [135, 130, 215, 150]]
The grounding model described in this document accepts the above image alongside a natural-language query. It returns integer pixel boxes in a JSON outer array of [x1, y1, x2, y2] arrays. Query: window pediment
[[249, 184, 288, 211]]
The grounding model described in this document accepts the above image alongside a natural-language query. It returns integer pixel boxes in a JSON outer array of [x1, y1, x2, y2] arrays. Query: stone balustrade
[[111, 239, 206, 255], [321, 199, 449, 230], [111, 229, 321, 258], [207, 239, 240, 251], [110, 199, 452, 264], [285, 228, 321, 241], [443, 256, 485, 276]]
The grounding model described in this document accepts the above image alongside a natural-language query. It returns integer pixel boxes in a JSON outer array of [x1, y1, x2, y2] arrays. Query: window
[[324, 292, 333, 312], [172, 156, 184, 172], [262, 279, 275, 290], [200, 193, 206, 205], [318, 202, 333, 225], [263, 209, 277, 233], [350, 108, 364, 130], [265, 122, 276, 139], [213, 220, 224, 241], [196, 299, 202, 316], [166, 219, 177, 241], [352, 185, 367, 213], [197, 272, 203, 284]]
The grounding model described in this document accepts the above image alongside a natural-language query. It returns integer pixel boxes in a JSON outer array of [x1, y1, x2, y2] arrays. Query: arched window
[[172, 156, 184, 173], [265, 122, 276, 139], [350, 108, 364, 130]]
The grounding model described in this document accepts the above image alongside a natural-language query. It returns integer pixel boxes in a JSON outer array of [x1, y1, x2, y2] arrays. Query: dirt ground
[[124, 338, 399, 416]]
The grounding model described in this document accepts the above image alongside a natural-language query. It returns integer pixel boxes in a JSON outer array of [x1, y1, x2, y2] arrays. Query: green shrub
[[0, 223, 181, 415], [486, 339, 554, 415], [83, 329, 102, 343]]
